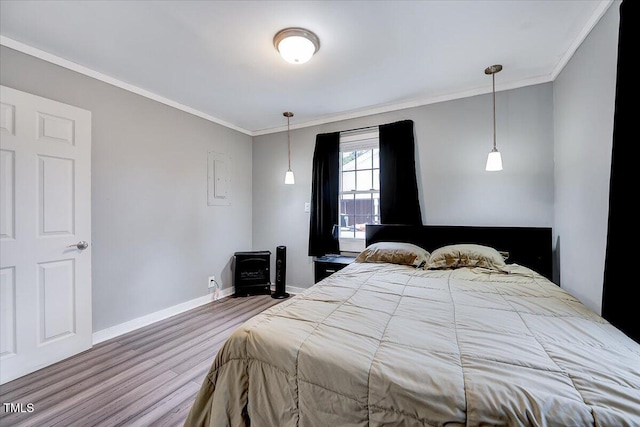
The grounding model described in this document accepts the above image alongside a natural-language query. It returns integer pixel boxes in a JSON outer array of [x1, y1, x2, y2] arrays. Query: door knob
[[67, 241, 89, 250]]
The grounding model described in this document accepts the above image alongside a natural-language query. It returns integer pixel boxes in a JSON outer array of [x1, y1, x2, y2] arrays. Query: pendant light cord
[[492, 73, 497, 151], [287, 115, 291, 170]]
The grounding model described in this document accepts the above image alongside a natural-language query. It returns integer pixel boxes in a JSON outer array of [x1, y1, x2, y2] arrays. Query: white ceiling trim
[[1, 0, 614, 138], [0, 35, 253, 136], [253, 74, 553, 136], [551, 0, 614, 80]]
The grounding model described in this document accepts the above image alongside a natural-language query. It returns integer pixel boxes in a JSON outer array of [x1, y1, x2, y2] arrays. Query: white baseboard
[[92, 287, 235, 345], [92, 284, 313, 345]]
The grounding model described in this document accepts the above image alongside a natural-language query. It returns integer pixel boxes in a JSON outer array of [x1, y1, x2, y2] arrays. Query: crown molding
[[551, 0, 615, 80], [0, 35, 253, 136], [252, 74, 552, 136], [2, 0, 613, 138]]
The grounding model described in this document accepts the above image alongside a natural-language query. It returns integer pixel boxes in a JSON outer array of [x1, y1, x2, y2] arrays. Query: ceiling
[[0, 1, 611, 135]]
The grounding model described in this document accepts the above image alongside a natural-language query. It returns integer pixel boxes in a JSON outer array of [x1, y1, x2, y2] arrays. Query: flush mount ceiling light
[[283, 112, 295, 184], [485, 64, 503, 172], [274, 27, 320, 64]]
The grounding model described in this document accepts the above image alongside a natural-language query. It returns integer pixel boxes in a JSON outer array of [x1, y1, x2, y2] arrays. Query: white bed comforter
[[185, 262, 640, 427]]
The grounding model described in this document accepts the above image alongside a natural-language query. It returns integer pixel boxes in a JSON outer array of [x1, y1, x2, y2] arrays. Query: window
[[339, 128, 380, 252]]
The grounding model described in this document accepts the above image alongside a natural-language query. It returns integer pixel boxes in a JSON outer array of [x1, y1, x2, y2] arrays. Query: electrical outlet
[[304, 202, 310, 213], [208, 276, 216, 288]]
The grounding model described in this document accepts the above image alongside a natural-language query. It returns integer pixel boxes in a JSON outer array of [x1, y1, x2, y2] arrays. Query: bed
[[185, 225, 640, 426]]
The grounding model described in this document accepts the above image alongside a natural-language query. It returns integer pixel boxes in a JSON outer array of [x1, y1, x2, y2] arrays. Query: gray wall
[[553, 1, 620, 314], [0, 46, 253, 332], [253, 84, 555, 289], [0, 0, 619, 330]]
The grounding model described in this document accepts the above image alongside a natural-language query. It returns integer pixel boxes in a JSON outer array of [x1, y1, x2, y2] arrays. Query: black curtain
[[308, 132, 340, 256], [379, 120, 423, 225], [602, 1, 637, 343]]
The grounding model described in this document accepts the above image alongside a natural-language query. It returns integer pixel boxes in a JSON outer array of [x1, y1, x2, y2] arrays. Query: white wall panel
[[38, 112, 75, 145], [38, 260, 75, 343], [0, 103, 15, 135], [0, 149, 14, 240], [38, 155, 74, 236], [0, 267, 16, 357]]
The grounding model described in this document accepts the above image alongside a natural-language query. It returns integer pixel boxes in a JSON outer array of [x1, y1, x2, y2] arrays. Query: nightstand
[[313, 255, 356, 283]]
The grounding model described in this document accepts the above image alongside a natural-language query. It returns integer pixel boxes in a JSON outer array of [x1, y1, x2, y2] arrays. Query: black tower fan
[[272, 246, 290, 299]]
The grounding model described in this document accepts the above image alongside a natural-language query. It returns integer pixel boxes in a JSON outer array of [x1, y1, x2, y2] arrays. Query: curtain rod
[[339, 125, 379, 135]]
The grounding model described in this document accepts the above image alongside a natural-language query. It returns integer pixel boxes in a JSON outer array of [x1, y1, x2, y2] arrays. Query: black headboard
[[365, 224, 552, 280]]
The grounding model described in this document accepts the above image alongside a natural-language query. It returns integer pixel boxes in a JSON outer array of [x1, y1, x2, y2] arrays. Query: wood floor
[[0, 294, 283, 427]]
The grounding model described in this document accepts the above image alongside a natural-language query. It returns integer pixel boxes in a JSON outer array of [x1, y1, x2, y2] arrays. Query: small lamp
[[485, 64, 503, 171], [283, 112, 295, 184]]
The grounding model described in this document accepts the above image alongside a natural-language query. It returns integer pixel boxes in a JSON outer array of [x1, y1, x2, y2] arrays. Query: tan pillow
[[426, 244, 508, 272], [355, 242, 430, 267]]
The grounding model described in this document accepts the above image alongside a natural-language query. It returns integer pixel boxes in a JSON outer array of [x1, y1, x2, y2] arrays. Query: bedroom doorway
[[0, 85, 92, 384]]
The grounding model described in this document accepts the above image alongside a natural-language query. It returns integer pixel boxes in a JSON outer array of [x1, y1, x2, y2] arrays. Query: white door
[[0, 85, 92, 384]]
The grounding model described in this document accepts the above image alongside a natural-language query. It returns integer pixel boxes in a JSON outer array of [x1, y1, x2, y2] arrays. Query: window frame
[[338, 128, 380, 253]]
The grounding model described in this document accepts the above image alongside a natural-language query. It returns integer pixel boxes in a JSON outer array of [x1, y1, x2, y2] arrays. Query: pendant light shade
[[486, 148, 503, 171], [485, 64, 503, 171], [274, 28, 320, 64], [283, 112, 295, 184], [284, 170, 295, 185]]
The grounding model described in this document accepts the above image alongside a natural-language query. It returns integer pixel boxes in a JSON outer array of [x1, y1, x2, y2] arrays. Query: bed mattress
[[185, 262, 640, 426]]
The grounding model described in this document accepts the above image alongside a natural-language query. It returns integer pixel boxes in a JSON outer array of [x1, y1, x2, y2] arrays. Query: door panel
[[0, 85, 91, 384], [0, 149, 15, 240], [38, 259, 76, 343], [38, 155, 75, 236], [0, 266, 16, 357]]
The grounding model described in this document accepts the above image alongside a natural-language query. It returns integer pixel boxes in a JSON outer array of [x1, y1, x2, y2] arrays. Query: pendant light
[[274, 28, 320, 64], [485, 64, 503, 171], [283, 112, 295, 184]]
